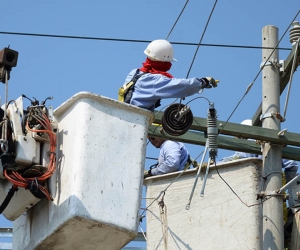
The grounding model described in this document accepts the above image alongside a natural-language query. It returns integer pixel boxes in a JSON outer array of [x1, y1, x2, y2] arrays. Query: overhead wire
[[0, 31, 292, 51], [283, 37, 300, 119], [162, 0, 190, 112], [173, 0, 218, 132], [166, 0, 190, 40], [186, 0, 219, 78]]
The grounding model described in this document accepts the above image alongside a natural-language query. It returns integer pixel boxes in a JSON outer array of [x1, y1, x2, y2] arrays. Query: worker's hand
[[199, 77, 218, 88], [144, 170, 151, 179]]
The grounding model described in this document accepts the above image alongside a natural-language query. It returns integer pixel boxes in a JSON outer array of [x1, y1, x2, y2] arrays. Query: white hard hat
[[241, 119, 252, 126], [144, 39, 177, 62]]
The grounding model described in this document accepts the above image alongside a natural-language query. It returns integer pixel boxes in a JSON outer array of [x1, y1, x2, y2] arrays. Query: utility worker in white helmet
[[122, 39, 218, 111]]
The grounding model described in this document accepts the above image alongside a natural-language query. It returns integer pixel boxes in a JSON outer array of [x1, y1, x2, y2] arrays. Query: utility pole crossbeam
[[261, 25, 284, 250], [153, 111, 300, 147], [149, 109, 300, 161], [148, 124, 300, 161]]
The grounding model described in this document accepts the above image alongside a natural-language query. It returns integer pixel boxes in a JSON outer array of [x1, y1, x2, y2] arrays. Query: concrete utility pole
[[261, 25, 284, 250]]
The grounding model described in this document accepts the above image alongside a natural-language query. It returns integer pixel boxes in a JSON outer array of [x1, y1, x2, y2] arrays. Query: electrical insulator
[[161, 103, 193, 136], [290, 21, 300, 45], [207, 103, 218, 160]]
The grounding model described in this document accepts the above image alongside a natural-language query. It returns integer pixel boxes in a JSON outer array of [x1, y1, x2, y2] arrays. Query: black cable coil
[[161, 103, 193, 136]]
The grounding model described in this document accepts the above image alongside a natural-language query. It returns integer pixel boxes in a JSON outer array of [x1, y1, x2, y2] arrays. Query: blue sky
[[0, 1, 299, 248]]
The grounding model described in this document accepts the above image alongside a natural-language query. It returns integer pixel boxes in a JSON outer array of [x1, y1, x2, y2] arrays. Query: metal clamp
[[257, 191, 288, 200], [260, 111, 285, 122], [175, 105, 191, 122], [260, 112, 273, 121], [260, 61, 272, 69], [278, 128, 287, 137], [260, 59, 281, 70]]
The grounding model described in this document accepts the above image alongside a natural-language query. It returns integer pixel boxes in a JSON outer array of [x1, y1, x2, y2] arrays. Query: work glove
[[200, 159, 215, 172], [144, 170, 152, 179], [198, 77, 218, 88], [154, 99, 161, 108]]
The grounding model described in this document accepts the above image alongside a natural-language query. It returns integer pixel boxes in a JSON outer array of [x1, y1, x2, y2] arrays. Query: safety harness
[[184, 155, 199, 170], [118, 69, 161, 109], [118, 69, 146, 103]]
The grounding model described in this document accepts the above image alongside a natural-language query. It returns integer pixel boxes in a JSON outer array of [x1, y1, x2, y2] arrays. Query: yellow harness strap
[[118, 81, 135, 102], [184, 156, 198, 170]]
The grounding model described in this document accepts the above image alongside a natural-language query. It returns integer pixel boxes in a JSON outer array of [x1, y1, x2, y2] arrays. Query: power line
[[186, 0, 219, 78], [0, 31, 292, 51], [166, 0, 190, 40]]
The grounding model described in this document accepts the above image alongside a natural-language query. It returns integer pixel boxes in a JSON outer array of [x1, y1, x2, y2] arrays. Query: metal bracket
[[260, 112, 273, 121], [48, 105, 54, 122], [175, 105, 191, 122], [279, 59, 285, 73], [260, 61, 272, 69], [257, 191, 288, 200], [278, 128, 288, 137], [260, 111, 285, 122], [279, 174, 300, 194], [260, 59, 281, 70]]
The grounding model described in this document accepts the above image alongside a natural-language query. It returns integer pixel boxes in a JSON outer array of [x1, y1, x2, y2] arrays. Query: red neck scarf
[[139, 58, 173, 78]]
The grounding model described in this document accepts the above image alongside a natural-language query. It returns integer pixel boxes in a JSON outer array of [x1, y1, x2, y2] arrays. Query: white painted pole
[[261, 25, 284, 250]]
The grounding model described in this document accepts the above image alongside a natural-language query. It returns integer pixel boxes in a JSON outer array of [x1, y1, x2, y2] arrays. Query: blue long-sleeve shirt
[[124, 69, 206, 111], [219, 152, 298, 171], [150, 140, 189, 176]]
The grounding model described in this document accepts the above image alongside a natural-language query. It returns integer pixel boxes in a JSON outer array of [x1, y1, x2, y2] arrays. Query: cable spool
[[290, 21, 300, 45], [161, 103, 193, 136]]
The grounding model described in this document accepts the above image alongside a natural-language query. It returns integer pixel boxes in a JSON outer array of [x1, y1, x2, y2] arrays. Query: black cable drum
[[161, 103, 193, 136]]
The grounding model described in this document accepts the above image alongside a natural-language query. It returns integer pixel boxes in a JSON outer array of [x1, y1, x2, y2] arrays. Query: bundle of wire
[[4, 112, 56, 201]]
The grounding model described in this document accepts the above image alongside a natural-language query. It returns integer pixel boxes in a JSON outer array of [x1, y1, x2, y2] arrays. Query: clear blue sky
[[0, 1, 299, 248]]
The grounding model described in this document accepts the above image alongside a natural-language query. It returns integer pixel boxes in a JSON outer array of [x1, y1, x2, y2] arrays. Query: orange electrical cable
[[4, 112, 56, 201]]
